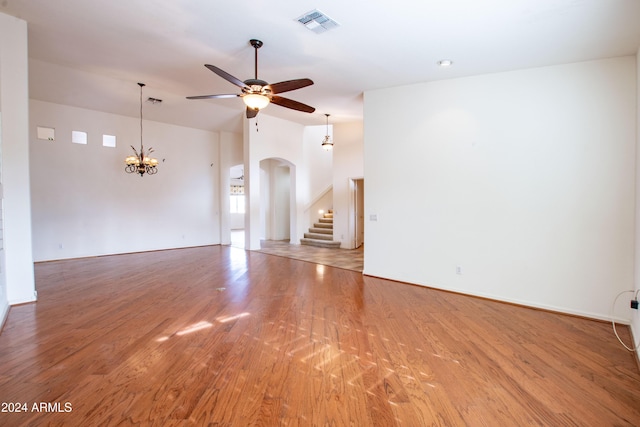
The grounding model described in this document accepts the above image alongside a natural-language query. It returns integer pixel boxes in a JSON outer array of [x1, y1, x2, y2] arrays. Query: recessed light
[[438, 60, 453, 67]]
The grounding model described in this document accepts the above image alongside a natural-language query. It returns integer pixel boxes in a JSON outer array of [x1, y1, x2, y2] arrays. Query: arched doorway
[[258, 158, 296, 244]]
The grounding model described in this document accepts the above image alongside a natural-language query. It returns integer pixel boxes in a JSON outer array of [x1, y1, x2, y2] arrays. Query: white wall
[[0, 114, 6, 324], [229, 213, 245, 230], [0, 12, 36, 307], [333, 122, 364, 248], [30, 100, 221, 260], [364, 57, 636, 320], [308, 189, 333, 224], [303, 124, 333, 198], [633, 48, 640, 347]]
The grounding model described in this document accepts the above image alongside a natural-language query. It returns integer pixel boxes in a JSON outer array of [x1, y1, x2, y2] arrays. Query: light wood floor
[[1, 245, 640, 426]]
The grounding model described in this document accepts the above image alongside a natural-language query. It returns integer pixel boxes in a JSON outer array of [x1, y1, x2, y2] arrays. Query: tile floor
[[258, 239, 364, 272], [230, 230, 364, 272]]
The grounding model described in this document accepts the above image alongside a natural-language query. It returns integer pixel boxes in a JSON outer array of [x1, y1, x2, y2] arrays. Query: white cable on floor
[[611, 289, 640, 352]]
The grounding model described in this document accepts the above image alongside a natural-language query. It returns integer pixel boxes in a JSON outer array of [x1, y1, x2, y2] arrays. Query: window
[[230, 195, 245, 214], [103, 134, 116, 147], [71, 131, 87, 145], [230, 185, 245, 214]]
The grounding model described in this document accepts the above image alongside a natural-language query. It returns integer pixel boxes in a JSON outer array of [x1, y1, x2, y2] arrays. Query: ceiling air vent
[[296, 9, 339, 34]]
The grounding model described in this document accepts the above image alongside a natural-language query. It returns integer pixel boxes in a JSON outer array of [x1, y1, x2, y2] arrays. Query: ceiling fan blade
[[246, 107, 259, 119], [204, 64, 249, 89], [186, 94, 240, 100], [270, 96, 316, 113], [268, 78, 314, 94]]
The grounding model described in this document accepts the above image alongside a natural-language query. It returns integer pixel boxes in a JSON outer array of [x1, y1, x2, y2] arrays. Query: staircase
[[301, 210, 341, 249]]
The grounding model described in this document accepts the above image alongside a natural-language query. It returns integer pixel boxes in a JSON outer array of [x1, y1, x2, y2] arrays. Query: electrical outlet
[[456, 265, 462, 275]]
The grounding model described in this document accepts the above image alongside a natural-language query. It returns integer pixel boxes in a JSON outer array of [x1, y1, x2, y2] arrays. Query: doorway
[[259, 158, 294, 243], [229, 164, 245, 248], [351, 178, 364, 249]]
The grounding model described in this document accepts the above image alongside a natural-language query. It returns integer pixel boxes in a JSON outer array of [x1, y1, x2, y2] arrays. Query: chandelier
[[125, 83, 158, 176], [321, 113, 333, 151]]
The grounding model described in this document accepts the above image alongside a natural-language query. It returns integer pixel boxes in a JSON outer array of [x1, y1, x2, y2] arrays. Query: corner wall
[[332, 122, 364, 249], [0, 12, 36, 307], [633, 48, 640, 348], [364, 57, 636, 320], [244, 114, 306, 250]]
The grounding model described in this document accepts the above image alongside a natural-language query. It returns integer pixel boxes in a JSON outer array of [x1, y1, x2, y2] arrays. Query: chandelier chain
[[140, 83, 144, 152]]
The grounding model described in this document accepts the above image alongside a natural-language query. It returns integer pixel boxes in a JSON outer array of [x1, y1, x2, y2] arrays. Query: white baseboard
[[8, 293, 37, 305], [630, 322, 640, 368], [361, 270, 630, 322]]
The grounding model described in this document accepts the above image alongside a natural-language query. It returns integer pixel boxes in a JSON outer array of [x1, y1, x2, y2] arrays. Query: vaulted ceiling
[[3, 0, 640, 133]]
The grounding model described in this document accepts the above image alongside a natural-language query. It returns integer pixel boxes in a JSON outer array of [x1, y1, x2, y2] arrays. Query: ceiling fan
[[187, 39, 316, 119]]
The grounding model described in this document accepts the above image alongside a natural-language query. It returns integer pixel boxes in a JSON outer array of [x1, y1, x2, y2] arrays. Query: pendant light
[[125, 83, 159, 176], [321, 113, 333, 151]]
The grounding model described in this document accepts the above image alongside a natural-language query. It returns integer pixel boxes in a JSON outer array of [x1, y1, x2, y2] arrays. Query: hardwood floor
[[1, 245, 640, 426]]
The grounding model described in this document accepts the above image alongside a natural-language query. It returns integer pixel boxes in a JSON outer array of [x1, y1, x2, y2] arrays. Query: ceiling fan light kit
[[243, 93, 270, 110], [187, 39, 315, 119]]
